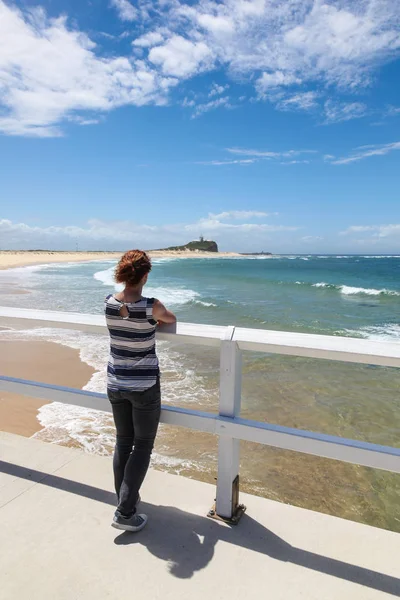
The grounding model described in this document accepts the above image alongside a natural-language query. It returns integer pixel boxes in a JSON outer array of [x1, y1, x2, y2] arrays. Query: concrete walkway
[[1, 431, 399, 600]]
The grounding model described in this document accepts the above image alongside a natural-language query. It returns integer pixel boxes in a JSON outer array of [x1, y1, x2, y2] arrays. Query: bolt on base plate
[[207, 502, 246, 525]]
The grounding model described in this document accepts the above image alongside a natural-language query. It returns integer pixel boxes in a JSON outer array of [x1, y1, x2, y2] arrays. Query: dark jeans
[[108, 379, 161, 517]]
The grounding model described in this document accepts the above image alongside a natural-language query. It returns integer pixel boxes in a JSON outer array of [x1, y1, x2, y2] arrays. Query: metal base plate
[[207, 502, 246, 525]]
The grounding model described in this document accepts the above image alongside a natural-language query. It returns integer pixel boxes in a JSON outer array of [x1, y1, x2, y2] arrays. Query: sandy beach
[[0, 249, 241, 271], [0, 340, 94, 437], [0, 251, 121, 270]]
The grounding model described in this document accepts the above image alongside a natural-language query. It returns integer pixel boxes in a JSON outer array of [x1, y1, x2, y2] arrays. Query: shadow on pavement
[[2, 459, 399, 595]]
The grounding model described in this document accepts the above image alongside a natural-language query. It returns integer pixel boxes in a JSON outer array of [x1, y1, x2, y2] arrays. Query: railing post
[[212, 326, 246, 523]]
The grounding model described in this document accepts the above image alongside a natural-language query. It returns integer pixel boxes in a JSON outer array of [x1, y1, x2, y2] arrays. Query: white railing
[[1, 306, 400, 521]]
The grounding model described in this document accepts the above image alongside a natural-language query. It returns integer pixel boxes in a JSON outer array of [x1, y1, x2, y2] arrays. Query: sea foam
[[94, 266, 200, 305], [0, 326, 214, 462]]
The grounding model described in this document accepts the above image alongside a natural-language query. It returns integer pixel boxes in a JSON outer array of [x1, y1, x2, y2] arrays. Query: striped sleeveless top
[[104, 294, 159, 392]]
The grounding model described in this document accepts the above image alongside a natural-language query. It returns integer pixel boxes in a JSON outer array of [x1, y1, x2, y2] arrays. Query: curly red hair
[[115, 250, 152, 286]]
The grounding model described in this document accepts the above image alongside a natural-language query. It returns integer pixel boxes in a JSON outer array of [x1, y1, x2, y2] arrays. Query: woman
[[105, 249, 176, 532]]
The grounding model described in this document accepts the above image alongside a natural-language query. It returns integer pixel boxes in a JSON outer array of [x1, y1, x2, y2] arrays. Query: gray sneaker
[[111, 512, 148, 532]]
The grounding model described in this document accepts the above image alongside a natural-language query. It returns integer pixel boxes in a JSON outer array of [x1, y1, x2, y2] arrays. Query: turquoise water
[[2, 255, 399, 338], [149, 255, 400, 337], [1, 255, 399, 530]]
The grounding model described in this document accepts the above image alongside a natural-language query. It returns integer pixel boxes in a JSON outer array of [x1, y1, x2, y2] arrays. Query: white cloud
[[257, 71, 301, 92], [110, 0, 137, 22], [0, 1, 177, 137], [324, 100, 368, 123], [376, 225, 400, 238], [0, 218, 166, 250], [301, 235, 323, 241], [210, 211, 271, 220], [338, 223, 400, 250], [329, 141, 400, 164], [192, 96, 231, 117], [283, 1, 400, 89], [143, 0, 400, 96], [341, 224, 400, 238], [209, 83, 229, 97], [0, 215, 298, 251], [1, 0, 400, 136], [132, 31, 165, 48], [384, 105, 400, 119], [148, 35, 213, 77], [196, 13, 235, 34]]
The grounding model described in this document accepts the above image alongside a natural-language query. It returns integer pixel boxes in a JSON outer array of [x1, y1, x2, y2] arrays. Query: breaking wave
[[294, 281, 399, 296]]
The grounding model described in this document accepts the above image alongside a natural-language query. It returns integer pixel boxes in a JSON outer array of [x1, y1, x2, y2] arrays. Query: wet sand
[[0, 340, 94, 437]]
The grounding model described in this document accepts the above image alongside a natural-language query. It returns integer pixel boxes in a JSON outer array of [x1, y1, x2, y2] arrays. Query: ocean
[[1, 255, 399, 530]]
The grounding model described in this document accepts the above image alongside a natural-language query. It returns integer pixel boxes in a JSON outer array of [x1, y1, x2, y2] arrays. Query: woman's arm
[[153, 299, 177, 324]]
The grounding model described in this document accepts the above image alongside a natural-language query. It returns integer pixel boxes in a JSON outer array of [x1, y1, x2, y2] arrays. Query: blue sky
[[0, 0, 399, 253]]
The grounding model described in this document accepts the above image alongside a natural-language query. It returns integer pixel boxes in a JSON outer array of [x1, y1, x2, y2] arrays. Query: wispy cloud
[[197, 146, 318, 166], [340, 226, 375, 235], [97, 31, 116, 41], [280, 160, 311, 165], [196, 159, 256, 166], [68, 116, 101, 126], [182, 97, 196, 108], [301, 236, 323, 242], [328, 141, 400, 164], [386, 105, 400, 117], [267, 93, 369, 124], [204, 140, 399, 168], [192, 96, 231, 118], [323, 100, 369, 124], [185, 217, 298, 233], [277, 92, 320, 112], [227, 147, 317, 159]]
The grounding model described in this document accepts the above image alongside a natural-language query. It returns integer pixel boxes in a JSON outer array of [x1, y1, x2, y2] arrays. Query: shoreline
[[0, 251, 121, 271], [0, 339, 94, 438], [149, 250, 241, 259], [0, 250, 243, 271]]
